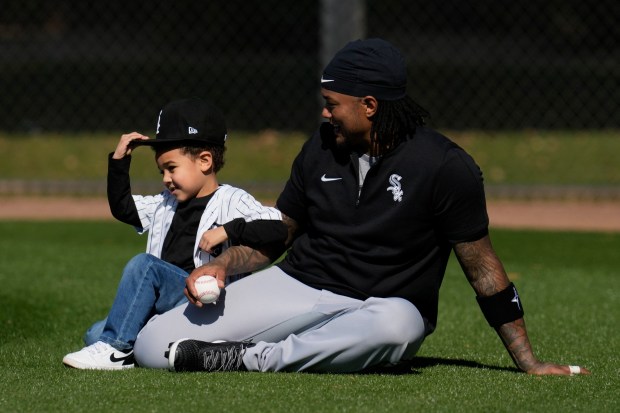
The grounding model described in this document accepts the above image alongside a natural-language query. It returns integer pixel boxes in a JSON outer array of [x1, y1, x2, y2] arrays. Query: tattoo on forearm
[[454, 236, 510, 297], [497, 319, 538, 372], [220, 246, 272, 275]]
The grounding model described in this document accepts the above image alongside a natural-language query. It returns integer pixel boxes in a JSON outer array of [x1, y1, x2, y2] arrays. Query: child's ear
[[198, 150, 213, 172]]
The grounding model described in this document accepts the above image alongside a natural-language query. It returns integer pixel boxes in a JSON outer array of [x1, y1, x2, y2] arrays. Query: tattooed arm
[[184, 213, 300, 307], [454, 234, 590, 375]]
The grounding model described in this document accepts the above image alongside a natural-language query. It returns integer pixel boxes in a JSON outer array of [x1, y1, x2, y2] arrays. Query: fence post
[[318, 0, 366, 119]]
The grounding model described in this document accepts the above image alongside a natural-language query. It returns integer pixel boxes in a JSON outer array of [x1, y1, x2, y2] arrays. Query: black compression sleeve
[[223, 218, 288, 248], [107, 153, 142, 227], [476, 283, 524, 328]]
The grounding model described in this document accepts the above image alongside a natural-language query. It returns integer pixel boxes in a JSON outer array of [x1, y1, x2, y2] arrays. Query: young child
[[63, 97, 284, 370]]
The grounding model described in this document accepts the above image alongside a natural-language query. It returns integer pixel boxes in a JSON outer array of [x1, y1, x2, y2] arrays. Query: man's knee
[[365, 297, 425, 345]]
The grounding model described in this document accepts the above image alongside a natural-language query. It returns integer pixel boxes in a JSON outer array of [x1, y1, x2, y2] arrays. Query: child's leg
[[98, 253, 188, 350], [83, 319, 105, 346]]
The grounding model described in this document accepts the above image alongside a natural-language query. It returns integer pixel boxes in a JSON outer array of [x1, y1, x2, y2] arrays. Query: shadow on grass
[[362, 356, 519, 375]]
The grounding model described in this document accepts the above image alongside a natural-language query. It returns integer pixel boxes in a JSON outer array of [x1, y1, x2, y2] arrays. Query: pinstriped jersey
[[134, 184, 281, 269]]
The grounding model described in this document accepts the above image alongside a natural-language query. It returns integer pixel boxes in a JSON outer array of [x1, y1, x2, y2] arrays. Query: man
[[133, 39, 589, 376]]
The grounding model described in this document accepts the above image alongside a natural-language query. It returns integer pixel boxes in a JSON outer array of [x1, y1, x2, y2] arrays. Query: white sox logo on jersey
[[386, 174, 403, 202]]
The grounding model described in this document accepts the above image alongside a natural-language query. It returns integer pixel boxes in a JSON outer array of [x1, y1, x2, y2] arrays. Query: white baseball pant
[[134, 266, 427, 372]]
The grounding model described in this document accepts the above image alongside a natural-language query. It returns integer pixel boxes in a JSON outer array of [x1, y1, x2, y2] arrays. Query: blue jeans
[[83, 253, 188, 351]]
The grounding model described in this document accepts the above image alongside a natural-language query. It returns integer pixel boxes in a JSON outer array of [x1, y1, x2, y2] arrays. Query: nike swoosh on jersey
[[321, 76, 335, 83], [321, 174, 342, 182]]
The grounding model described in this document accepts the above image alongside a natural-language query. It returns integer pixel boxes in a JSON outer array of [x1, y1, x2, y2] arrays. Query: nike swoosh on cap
[[321, 76, 335, 83], [321, 174, 342, 182]]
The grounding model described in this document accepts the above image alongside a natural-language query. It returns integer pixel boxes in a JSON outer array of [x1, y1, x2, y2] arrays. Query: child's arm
[[198, 218, 288, 254], [198, 226, 228, 254], [107, 133, 149, 226]]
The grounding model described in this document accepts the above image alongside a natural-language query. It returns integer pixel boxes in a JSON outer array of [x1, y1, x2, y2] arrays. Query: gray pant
[[134, 267, 427, 372]]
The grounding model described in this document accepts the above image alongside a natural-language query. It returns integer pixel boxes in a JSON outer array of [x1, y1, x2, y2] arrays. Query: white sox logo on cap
[[156, 109, 163, 135]]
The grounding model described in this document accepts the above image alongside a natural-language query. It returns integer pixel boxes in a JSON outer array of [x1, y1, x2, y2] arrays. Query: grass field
[[1, 129, 619, 186], [0, 221, 618, 412]]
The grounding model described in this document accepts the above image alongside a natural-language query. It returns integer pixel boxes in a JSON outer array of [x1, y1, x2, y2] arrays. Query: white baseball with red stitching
[[194, 275, 220, 304]]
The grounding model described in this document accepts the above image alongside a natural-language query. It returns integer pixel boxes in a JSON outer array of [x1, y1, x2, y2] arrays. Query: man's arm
[[453, 234, 590, 375], [185, 213, 300, 307]]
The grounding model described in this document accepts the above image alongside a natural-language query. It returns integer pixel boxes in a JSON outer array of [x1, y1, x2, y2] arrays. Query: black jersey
[[276, 123, 489, 330]]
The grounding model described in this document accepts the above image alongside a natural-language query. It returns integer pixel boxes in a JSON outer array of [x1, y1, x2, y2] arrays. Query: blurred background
[[0, 0, 619, 202], [2, 0, 618, 132]]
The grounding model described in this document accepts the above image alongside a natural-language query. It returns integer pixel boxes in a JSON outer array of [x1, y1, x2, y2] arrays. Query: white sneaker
[[63, 341, 135, 370]]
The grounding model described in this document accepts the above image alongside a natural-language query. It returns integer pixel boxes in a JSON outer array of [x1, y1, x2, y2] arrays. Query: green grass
[[1, 129, 619, 186], [450, 130, 620, 185], [0, 221, 618, 412], [0, 131, 307, 183]]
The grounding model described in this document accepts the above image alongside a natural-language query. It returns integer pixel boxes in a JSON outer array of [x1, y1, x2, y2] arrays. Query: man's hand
[[525, 362, 591, 376], [184, 263, 227, 308], [112, 132, 149, 159], [495, 318, 591, 375]]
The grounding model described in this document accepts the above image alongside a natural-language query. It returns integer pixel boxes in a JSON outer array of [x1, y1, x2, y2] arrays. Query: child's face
[[155, 148, 212, 202]]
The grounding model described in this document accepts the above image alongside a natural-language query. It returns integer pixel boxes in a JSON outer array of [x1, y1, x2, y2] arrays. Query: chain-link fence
[[1, 0, 618, 133]]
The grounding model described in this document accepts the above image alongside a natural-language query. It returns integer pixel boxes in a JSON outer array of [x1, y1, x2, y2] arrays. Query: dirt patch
[[0, 197, 115, 221], [1, 197, 619, 232], [486, 200, 620, 232]]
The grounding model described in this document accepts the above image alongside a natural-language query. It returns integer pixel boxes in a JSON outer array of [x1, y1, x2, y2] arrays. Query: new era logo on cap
[[188, 127, 198, 134]]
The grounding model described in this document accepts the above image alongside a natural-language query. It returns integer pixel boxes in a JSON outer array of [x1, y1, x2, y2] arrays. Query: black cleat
[[167, 339, 254, 372]]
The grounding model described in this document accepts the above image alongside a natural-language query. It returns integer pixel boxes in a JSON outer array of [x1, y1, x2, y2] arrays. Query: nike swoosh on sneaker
[[109, 352, 134, 365], [321, 174, 342, 182], [321, 76, 335, 83]]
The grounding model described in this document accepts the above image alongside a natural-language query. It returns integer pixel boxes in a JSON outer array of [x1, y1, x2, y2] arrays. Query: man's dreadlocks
[[369, 96, 430, 157]]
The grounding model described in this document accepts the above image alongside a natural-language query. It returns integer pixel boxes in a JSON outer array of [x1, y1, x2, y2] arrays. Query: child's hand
[[199, 226, 228, 254], [112, 132, 149, 159]]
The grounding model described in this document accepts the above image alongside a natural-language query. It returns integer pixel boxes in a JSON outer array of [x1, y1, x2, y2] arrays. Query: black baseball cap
[[135, 97, 227, 148], [321, 38, 407, 101]]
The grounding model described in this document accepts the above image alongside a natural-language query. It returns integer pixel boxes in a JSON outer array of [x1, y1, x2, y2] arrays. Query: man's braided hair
[[369, 96, 430, 157]]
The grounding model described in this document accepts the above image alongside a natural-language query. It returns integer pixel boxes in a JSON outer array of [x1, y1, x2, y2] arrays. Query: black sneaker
[[166, 339, 254, 372]]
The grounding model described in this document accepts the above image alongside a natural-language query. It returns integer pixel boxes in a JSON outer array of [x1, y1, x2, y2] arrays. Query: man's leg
[[244, 297, 426, 372], [134, 267, 346, 369], [135, 267, 426, 372]]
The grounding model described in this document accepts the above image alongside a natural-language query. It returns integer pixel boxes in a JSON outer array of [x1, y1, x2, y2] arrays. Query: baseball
[[194, 275, 220, 304]]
